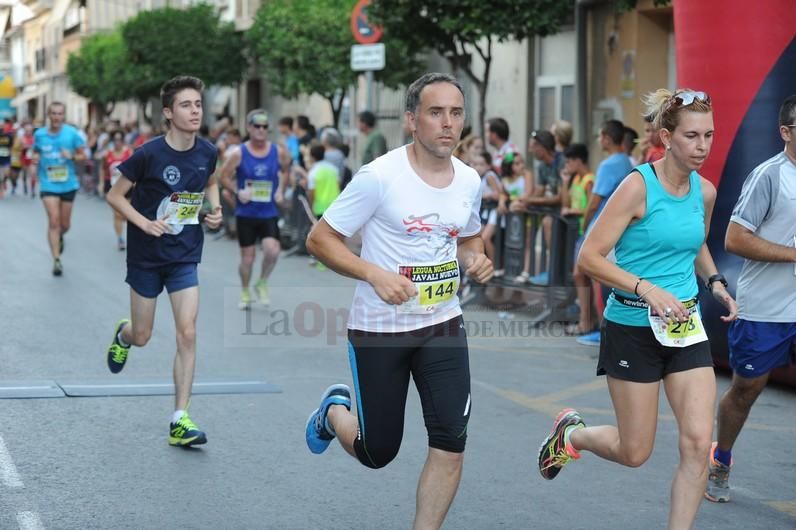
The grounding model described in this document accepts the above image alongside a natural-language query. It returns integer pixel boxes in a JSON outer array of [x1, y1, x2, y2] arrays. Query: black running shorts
[[236, 216, 280, 247], [597, 319, 713, 383], [347, 315, 471, 469], [40, 190, 77, 202]]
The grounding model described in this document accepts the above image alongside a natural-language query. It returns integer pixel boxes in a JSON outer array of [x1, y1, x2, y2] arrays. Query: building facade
[[3, 0, 675, 168]]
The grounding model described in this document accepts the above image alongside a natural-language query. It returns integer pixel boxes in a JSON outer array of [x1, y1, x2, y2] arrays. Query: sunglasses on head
[[669, 90, 711, 109]]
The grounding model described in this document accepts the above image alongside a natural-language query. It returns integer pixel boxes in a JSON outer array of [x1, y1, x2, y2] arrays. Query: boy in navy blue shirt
[[105, 76, 222, 447]]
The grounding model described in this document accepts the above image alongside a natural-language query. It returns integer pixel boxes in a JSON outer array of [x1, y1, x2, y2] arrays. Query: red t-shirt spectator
[[20, 134, 34, 167], [105, 147, 133, 183], [644, 144, 665, 164]]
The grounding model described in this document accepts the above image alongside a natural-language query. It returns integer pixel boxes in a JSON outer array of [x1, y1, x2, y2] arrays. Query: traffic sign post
[[350, 0, 384, 112]]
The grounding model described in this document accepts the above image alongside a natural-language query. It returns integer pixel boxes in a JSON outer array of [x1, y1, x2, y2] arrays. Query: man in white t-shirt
[[304, 72, 493, 528], [706, 94, 796, 503]]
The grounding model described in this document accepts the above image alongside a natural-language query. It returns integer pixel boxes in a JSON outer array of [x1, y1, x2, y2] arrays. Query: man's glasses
[[250, 123, 268, 130], [783, 124, 796, 129]]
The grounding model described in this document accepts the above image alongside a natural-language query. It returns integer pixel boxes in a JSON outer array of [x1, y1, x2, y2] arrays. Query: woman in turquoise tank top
[[536, 89, 738, 529]]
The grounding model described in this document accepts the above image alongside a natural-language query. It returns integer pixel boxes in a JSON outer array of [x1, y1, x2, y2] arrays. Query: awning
[[11, 85, 46, 108], [47, 0, 72, 28]]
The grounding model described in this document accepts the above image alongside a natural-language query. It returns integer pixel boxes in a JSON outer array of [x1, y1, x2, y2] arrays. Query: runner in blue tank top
[[217, 109, 290, 309], [537, 88, 738, 529]]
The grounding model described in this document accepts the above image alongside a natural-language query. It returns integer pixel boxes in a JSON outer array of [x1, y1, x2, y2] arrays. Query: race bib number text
[[648, 299, 708, 347], [47, 165, 69, 183], [163, 192, 204, 225], [397, 260, 460, 314], [245, 180, 273, 203]]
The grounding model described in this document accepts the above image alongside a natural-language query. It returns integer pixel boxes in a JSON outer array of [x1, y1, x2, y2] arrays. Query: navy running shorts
[[126, 263, 198, 299], [728, 319, 796, 378]]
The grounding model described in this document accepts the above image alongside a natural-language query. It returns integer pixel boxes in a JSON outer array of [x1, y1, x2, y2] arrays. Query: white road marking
[[16, 511, 44, 530], [0, 435, 23, 488]]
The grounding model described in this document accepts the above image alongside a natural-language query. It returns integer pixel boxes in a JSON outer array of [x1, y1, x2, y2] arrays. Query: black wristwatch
[[706, 274, 728, 292]]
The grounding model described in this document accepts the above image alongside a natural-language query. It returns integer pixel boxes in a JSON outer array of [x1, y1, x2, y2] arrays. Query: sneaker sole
[[704, 492, 730, 503], [537, 408, 578, 480], [321, 384, 352, 409], [169, 434, 207, 447]]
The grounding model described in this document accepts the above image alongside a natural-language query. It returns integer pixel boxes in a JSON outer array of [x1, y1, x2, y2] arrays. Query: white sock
[[324, 408, 337, 437], [117, 325, 131, 348], [564, 425, 581, 452], [172, 410, 186, 424]]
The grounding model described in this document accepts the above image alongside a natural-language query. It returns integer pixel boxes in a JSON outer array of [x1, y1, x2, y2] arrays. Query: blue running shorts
[[126, 263, 198, 299], [728, 319, 796, 378]]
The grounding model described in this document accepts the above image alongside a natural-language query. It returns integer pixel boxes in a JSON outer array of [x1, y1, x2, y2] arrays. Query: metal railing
[[464, 204, 581, 324]]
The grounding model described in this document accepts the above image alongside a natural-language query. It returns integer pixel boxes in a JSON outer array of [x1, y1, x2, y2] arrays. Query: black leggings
[[347, 315, 471, 469]]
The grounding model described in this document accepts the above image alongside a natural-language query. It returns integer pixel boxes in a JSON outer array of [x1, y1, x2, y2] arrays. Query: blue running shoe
[[576, 330, 600, 346], [528, 271, 549, 285], [306, 384, 351, 454]]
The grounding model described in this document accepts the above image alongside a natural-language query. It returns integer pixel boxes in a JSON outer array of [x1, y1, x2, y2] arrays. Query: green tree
[[369, 0, 575, 135], [66, 32, 135, 121], [247, 0, 424, 128], [121, 4, 247, 112]]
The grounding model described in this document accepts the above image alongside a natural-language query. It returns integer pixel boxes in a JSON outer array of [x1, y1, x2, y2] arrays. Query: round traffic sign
[[350, 0, 383, 45]]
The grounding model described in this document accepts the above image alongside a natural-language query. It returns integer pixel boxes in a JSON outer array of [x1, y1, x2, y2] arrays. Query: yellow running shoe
[[107, 319, 131, 373], [169, 412, 207, 447], [255, 279, 270, 306], [238, 289, 252, 310]]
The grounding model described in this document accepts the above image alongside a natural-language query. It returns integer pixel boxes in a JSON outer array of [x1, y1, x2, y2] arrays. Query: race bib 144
[[396, 259, 460, 315]]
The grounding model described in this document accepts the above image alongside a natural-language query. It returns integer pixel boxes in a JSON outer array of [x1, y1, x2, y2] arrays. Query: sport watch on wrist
[[706, 274, 728, 292]]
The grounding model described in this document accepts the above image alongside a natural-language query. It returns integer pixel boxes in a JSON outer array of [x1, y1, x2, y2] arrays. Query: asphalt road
[[0, 191, 793, 529]]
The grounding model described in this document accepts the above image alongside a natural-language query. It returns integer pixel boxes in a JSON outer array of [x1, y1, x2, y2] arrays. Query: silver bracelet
[[638, 284, 658, 300]]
